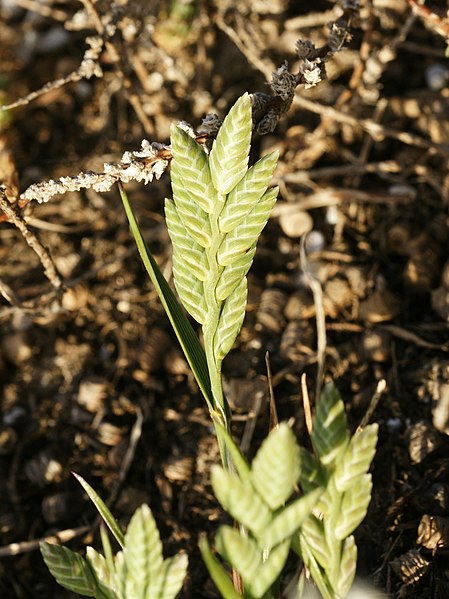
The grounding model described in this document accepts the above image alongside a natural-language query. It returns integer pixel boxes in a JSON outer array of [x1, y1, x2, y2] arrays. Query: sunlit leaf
[[40, 542, 97, 597], [336, 535, 357, 598], [73, 473, 125, 548], [153, 554, 188, 599], [215, 526, 260, 581], [86, 547, 117, 599], [199, 537, 242, 599], [334, 474, 373, 540], [211, 466, 272, 537], [259, 487, 322, 548], [250, 539, 290, 598], [312, 382, 349, 467], [250, 423, 300, 510], [334, 424, 378, 493]]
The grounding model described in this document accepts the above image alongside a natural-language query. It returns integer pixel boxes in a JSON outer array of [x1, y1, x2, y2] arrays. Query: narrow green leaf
[[152, 554, 188, 599], [259, 487, 323, 548], [40, 542, 96, 597], [100, 523, 115, 589], [250, 423, 300, 511], [217, 186, 278, 267], [124, 573, 142, 599], [214, 423, 251, 482], [334, 474, 373, 540], [300, 515, 329, 570], [334, 423, 378, 493], [250, 539, 290, 598], [298, 447, 327, 494], [124, 504, 164, 595], [214, 277, 247, 361], [219, 150, 279, 233], [215, 526, 260, 581], [85, 547, 117, 599], [295, 533, 334, 599], [73, 473, 125, 548], [113, 551, 126, 599], [312, 382, 349, 467], [209, 93, 252, 194], [336, 535, 357, 598], [170, 124, 217, 213], [211, 466, 272, 537], [119, 183, 213, 410], [199, 537, 243, 599]]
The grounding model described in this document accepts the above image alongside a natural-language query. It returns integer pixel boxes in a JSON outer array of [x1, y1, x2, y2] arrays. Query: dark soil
[[1, 1, 449, 598]]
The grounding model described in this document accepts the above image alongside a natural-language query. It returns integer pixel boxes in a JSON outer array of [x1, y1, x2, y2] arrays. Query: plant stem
[[203, 192, 232, 468]]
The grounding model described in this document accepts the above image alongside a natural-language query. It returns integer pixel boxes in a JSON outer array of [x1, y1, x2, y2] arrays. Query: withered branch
[[3, 0, 358, 213], [0, 188, 63, 291], [0, 37, 104, 112]]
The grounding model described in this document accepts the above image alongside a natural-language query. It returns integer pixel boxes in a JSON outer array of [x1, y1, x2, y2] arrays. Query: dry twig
[[0, 188, 63, 291], [0, 0, 358, 216]]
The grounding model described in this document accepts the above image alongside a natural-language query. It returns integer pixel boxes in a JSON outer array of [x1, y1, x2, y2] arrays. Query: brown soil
[[1, 1, 449, 598]]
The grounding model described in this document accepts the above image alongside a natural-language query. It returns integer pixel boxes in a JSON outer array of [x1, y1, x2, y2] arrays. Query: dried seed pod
[[284, 289, 315, 321], [280, 320, 314, 362], [359, 289, 401, 323], [256, 288, 288, 333], [54, 253, 81, 278], [162, 456, 194, 484], [390, 549, 431, 587], [24, 448, 64, 487], [62, 284, 90, 311], [345, 265, 367, 298], [417, 514, 449, 551], [323, 277, 353, 318], [77, 378, 108, 413], [278, 209, 313, 238], [361, 330, 391, 363], [406, 420, 442, 464], [96, 421, 125, 446]]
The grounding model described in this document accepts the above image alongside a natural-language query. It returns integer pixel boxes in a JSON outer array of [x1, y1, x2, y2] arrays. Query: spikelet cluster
[[165, 94, 279, 363]]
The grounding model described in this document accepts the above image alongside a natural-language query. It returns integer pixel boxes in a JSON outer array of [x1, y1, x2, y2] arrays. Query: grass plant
[[41, 94, 378, 599]]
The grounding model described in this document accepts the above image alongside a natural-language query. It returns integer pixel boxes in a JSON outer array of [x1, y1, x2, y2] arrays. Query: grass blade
[[73, 473, 125, 549], [119, 183, 213, 410]]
